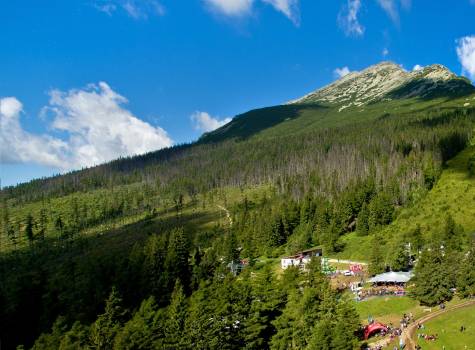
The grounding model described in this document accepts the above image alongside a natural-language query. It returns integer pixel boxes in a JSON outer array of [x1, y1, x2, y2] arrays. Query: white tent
[[368, 271, 414, 283]]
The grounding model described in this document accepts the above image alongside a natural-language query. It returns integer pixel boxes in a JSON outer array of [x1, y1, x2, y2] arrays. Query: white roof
[[368, 271, 414, 283]]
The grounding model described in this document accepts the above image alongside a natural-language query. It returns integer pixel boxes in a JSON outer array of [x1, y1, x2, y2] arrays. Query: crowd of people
[[364, 313, 416, 350], [355, 286, 406, 301]]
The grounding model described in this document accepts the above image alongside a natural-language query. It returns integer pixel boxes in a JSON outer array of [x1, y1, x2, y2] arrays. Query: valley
[[2, 62, 475, 349]]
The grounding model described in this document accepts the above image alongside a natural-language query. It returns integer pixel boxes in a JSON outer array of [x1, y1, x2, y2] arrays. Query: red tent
[[364, 322, 388, 340]]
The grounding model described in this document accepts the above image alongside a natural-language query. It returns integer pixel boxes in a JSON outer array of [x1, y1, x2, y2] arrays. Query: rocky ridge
[[291, 62, 474, 111]]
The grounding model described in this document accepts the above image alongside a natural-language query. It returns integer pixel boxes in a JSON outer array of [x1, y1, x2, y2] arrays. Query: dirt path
[[217, 205, 233, 227], [402, 299, 475, 349]]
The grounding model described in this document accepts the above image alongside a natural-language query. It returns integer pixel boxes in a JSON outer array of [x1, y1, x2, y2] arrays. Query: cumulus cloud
[[203, 0, 254, 17], [95, 0, 165, 19], [413, 64, 424, 71], [338, 0, 364, 37], [1, 97, 67, 168], [457, 36, 475, 80], [261, 0, 300, 25], [191, 111, 232, 133], [1, 83, 172, 171]]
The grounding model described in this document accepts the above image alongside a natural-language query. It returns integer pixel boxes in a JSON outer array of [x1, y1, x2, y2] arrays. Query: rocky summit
[[291, 62, 475, 111]]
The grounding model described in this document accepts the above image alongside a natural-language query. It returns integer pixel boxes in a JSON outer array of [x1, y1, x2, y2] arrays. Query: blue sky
[[1, 0, 475, 187]]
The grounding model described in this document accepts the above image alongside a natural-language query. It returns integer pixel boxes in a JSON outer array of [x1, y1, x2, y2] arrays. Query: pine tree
[[25, 213, 35, 243], [164, 280, 188, 349], [225, 229, 240, 264], [114, 297, 163, 349], [369, 235, 385, 275], [411, 224, 424, 252], [331, 300, 360, 349], [391, 243, 409, 271], [269, 216, 286, 247], [457, 241, 475, 298], [37, 207, 48, 241], [90, 287, 128, 349], [412, 246, 453, 306], [442, 214, 463, 251], [356, 202, 369, 236], [165, 228, 191, 292], [55, 216, 65, 239]]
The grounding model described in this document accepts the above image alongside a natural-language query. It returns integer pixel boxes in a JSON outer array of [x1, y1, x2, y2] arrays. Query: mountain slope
[[2, 61, 475, 349], [201, 62, 475, 143]]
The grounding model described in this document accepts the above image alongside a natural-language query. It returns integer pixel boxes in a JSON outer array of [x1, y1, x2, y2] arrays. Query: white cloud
[[261, 0, 300, 25], [202, 0, 300, 24], [413, 64, 424, 71], [377, 0, 399, 23], [457, 36, 475, 80], [338, 0, 364, 37], [1, 97, 67, 168], [95, 0, 165, 19], [191, 111, 232, 133], [334, 66, 352, 79], [376, 0, 410, 24], [203, 0, 254, 17], [1, 83, 173, 171]]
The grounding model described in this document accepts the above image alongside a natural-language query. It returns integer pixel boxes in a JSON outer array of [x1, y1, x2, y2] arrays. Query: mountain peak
[[292, 61, 474, 108]]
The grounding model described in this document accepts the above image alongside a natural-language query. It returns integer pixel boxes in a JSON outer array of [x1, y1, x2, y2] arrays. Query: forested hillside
[[2, 62, 475, 349]]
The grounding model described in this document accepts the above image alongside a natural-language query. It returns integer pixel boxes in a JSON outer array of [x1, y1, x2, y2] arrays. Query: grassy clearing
[[415, 303, 475, 349], [333, 232, 372, 261], [354, 296, 421, 325]]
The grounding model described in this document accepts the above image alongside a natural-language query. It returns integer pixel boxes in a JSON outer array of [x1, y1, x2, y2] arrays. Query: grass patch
[[353, 296, 421, 325], [416, 304, 475, 349]]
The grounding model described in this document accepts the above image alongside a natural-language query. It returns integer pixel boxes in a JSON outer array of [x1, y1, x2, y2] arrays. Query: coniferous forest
[[2, 91, 475, 349]]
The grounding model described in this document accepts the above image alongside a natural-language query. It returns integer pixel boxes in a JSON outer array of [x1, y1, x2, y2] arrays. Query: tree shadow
[[199, 103, 327, 143], [386, 77, 475, 101]]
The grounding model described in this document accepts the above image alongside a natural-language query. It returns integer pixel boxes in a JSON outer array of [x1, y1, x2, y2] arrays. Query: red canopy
[[364, 322, 388, 340]]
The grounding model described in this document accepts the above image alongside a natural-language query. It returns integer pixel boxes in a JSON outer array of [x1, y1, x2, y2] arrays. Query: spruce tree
[[369, 235, 385, 275], [164, 280, 188, 349], [90, 287, 127, 350], [457, 241, 475, 298], [391, 243, 409, 271], [356, 202, 369, 236], [114, 297, 164, 349], [165, 228, 191, 293], [25, 213, 34, 243], [412, 246, 453, 306]]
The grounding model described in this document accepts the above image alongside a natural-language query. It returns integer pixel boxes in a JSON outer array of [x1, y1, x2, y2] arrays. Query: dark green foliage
[[442, 214, 464, 251], [270, 266, 359, 350], [1, 93, 475, 348], [368, 192, 394, 231], [369, 235, 386, 275], [390, 243, 410, 271], [412, 246, 454, 306], [25, 213, 34, 242], [356, 202, 369, 236], [89, 287, 128, 349], [457, 241, 475, 298], [164, 281, 188, 349], [468, 155, 475, 176], [164, 228, 191, 292], [410, 224, 424, 252], [114, 297, 164, 349]]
